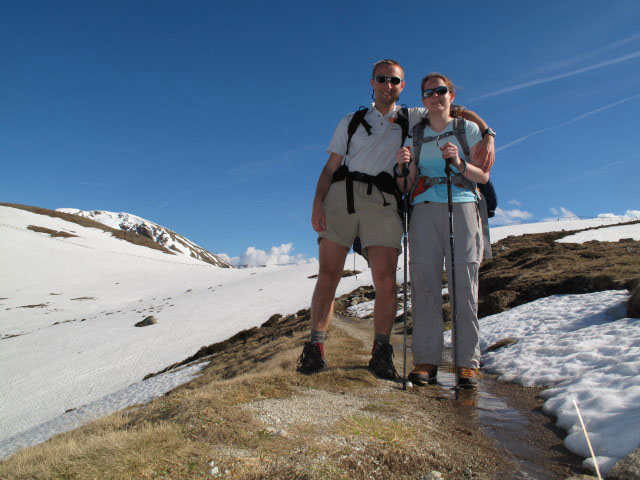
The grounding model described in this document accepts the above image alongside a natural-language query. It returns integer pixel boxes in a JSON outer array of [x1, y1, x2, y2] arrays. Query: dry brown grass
[[0, 311, 512, 480], [1, 203, 173, 255], [26, 225, 78, 238], [17, 303, 48, 309], [0, 419, 206, 480]]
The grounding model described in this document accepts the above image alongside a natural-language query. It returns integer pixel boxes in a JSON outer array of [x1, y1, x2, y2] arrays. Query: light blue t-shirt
[[409, 119, 482, 204]]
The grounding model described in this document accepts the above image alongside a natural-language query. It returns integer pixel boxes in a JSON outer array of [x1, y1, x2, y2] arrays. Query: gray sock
[[374, 333, 390, 344], [310, 330, 327, 344]]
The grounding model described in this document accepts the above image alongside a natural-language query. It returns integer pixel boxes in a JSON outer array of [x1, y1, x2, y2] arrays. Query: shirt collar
[[369, 102, 400, 118]]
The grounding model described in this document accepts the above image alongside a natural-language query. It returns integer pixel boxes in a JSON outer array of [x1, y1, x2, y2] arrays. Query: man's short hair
[[372, 59, 404, 79]]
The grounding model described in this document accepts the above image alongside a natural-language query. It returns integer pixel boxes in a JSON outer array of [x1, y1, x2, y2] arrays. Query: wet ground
[[336, 314, 588, 480], [436, 363, 585, 479]]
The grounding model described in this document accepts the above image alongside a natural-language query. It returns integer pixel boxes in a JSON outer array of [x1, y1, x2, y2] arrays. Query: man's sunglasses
[[374, 75, 403, 85], [422, 86, 450, 98]]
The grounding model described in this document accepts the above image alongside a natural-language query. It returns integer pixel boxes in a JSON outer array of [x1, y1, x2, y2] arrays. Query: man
[[297, 59, 494, 379]]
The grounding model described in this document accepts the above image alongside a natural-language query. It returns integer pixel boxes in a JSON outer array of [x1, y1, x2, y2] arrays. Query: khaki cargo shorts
[[318, 180, 403, 253]]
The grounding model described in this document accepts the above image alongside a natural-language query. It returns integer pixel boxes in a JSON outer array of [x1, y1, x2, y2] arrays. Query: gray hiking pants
[[409, 202, 483, 369]]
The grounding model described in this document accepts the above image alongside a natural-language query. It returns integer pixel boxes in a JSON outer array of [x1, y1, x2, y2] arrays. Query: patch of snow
[[556, 222, 640, 243], [462, 291, 638, 475]]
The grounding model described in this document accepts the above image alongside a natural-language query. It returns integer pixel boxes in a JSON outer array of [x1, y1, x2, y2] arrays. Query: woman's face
[[421, 77, 455, 112]]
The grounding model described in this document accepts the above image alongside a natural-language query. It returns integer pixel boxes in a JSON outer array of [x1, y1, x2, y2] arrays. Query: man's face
[[370, 64, 405, 107]]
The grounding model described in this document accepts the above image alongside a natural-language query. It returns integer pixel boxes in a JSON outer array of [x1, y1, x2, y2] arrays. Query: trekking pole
[[401, 161, 410, 390], [444, 157, 460, 400]]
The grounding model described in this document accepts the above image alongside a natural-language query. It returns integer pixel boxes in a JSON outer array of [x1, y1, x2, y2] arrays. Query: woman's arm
[[440, 142, 490, 184], [451, 106, 495, 172]]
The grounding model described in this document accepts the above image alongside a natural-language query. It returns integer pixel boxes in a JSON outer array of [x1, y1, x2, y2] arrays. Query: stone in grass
[[484, 337, 518, 353], [135, 316, 158, 327], [261, 314, 282, 328], [421, 472, 443, 480]]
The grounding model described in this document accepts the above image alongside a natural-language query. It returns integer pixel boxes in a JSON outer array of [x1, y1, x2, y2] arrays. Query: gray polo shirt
[[327, 104, 426, 176]]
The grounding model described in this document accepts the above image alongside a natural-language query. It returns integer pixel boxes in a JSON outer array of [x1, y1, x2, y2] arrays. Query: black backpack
[[345, 106, 410, 257]]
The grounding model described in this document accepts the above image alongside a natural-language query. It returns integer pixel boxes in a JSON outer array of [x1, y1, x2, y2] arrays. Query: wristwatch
[[482, 127, 496, 138]]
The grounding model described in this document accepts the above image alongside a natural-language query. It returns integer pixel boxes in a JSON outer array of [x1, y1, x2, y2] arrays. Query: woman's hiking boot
[[408, 363, 438, 386], [368, 340, 398, 380], [296, 342, 326, 374], [458, 367, 480, 389]]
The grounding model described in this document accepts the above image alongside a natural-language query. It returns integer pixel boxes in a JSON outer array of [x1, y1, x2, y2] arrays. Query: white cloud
[[496, 94, 640, 153], [489, 207, 534, 226], [220, 243, 310, 267], [528, 33, 640, 76], [544, 207, 579, 221], [507, 199, 522, 206], [597, 210, 640, 220], [471, 50, 640, 102]]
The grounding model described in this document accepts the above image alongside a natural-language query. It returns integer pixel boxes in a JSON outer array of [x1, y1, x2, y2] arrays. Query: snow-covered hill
[[57, 208, 232, 268], [0, 204, 366, 458]]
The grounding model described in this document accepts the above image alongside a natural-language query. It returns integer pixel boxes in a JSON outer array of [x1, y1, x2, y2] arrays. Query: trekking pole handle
[[444, 157, 454, 176], [436, 136, 454, 176], [404, 146, 412, 176], [395, 146, 411, 178]]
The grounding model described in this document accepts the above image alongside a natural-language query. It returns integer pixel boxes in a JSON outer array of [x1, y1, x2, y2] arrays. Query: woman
[[396, 73, 493, 388]]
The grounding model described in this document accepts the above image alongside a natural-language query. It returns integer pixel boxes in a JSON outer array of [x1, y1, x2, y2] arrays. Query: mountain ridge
[[57, 208, 231, 268]]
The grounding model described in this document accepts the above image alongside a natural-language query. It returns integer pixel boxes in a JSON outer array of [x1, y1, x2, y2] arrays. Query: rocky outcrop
[[479, 227, 640, 318], [135, 316, 158, 327], [608, 447, 640, 480], [57, 208, 232, 268]]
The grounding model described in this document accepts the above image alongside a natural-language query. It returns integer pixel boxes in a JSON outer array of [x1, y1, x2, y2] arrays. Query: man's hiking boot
[[408, 363, 438, 386], [368, 340, 398, 380], [458, 367, 480, 389], [296, 342, 326, 374]]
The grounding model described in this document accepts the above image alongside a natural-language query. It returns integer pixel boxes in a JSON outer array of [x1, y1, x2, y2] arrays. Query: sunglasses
[[422, 86, 450, 98], [374, 75, 403, 85]]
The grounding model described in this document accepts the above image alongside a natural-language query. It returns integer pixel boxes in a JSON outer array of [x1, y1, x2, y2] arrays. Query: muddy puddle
[[335, 314, 583, 479], [435, 365, 564, 479]]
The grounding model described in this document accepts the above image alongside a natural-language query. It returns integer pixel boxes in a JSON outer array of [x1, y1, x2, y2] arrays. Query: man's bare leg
[[367, 246, 399, 336], [366, 245, 400, 380], [311, 238, 349, 332], [297, 239, 349, 374]]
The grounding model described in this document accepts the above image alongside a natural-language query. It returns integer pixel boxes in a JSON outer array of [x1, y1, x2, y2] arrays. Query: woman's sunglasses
[[422, 86, 450, 98], [374, 75, 403, 85]]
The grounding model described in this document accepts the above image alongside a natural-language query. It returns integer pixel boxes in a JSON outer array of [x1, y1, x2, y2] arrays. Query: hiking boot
[[408, 363, 438, 386], [458, 367, 480, 389], [296, 342, 326, 374], [368, 341, 398, 380]]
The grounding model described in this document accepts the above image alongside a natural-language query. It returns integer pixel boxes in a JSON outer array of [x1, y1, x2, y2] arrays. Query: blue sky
[[2, 1, 639, 263]]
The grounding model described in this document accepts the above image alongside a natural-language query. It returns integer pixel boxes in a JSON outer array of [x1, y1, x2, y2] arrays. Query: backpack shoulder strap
[[345, 107, 371, 157], [411, 114, 429, 163], [395, 106, 410, 148], [452, 117, 470, 160]]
